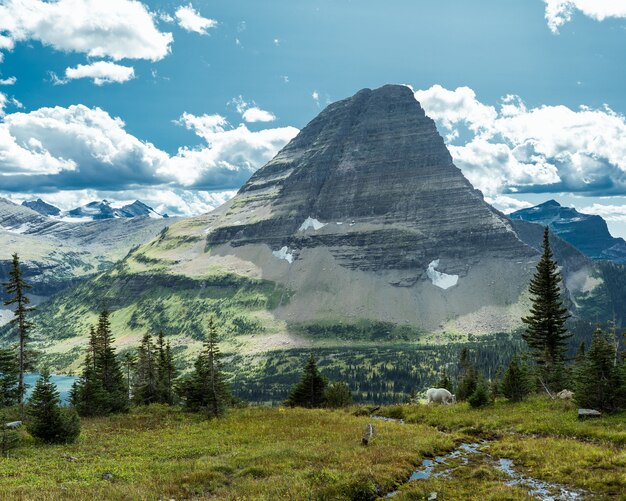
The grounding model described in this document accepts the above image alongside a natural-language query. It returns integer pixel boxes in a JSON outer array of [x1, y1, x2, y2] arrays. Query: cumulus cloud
[[544, 0, 626, 34], [0, 76, 16, 85], [163, 112, 298, 188], [0, 104, 298, 212], [0, 0, 172, 61], [229, 95, 276, 123], [56, 61, 135, 86], [416, 84, 626, 198], [578, 203, 626, 223], [484, 195, 533, 214], [175, 4, 217, 35]]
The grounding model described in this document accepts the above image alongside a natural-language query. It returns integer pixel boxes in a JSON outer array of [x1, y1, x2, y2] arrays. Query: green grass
[[0, 405, 457, 500], [2, 398, 626, 500]]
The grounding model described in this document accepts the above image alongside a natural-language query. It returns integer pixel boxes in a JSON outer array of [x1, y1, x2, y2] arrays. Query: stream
[[371, 417, 585, 500]]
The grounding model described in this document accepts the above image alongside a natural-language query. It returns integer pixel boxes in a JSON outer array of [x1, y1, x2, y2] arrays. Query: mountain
[[16, 84, 623, 386], [66, 199, 165, 220], [22, 199, 61, 217], [509, 200, 626, 264], [0, 198, 177, 325]]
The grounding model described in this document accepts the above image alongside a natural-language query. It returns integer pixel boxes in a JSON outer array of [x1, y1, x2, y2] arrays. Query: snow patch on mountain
[[427, 259, 459, 290], [272, 246, 294, 263], [299, 216, 327, 231]]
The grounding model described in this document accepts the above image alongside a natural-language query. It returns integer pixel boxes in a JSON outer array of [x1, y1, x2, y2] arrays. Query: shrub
[[324, 381, 353, 408], [468, 377, 490, 408]]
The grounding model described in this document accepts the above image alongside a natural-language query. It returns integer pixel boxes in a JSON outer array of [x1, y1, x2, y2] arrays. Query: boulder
[[578, 408, 601, 419]]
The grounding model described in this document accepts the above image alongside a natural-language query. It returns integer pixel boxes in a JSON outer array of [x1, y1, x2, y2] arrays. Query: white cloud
[[60, 61, 135, 85], [485, 195, 533, 214], [175, 4, 217, 35], [312, 90, 320, 105], [0, 76, 16, 85], [163, 112, 298, 188], [578, 203, 626, 223], [0, 0, 172, 61], [241, 107, 276, 123], [229, 96, 276, 123], [0, 104, 298, 197], [416, 84, 626, 198], [544, 0, 626, 34]]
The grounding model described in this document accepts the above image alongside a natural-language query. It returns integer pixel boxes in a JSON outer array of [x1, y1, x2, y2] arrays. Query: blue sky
[[1, 0, 626, 234]]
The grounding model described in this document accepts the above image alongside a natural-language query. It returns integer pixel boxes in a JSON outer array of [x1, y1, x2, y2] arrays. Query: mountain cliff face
[[9, 85, 620, 374], [509, 200, 626, 264]]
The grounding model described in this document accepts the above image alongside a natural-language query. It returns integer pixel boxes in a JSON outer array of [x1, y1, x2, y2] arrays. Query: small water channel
[[372, 417, 584, 500]]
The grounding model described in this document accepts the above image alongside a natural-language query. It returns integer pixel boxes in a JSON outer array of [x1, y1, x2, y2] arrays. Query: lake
[[24, 373, 79, 404]]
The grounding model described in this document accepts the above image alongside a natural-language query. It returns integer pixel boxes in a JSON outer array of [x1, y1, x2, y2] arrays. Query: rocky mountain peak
[[22, 198, 61, 217]]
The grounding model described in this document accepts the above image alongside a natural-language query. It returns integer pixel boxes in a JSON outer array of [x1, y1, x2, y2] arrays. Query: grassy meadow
[[1, 397, 625, 500]]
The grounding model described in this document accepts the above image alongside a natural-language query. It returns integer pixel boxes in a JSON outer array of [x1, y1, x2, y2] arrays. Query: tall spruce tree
[[156, 333, 177, 405], [2, 253, 35, 412], [27, 371, 80, 444], [121, 350, 137, 401], [180, 317, 231, 417], [521, 228, 571, 390], [133, 333, 158, 405], [71, 326, 107, 416], [95, 308, 129, 413], [286, 354, 327, 408], [574, 328, 625, 413], [0, 347, 19, 407]]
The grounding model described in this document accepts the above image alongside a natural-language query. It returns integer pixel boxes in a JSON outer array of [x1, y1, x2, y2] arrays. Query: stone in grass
[[578, 408, 601, 419], [101, 472, 114, 481]]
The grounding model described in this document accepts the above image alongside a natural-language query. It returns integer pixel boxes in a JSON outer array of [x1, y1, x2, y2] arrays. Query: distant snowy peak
[[22, 199, 61, 217], [64, 200, 167, 221]]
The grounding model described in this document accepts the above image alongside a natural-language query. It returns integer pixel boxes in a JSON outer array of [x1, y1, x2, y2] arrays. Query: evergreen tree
[[133, 333, 158, 405], [27, 371, 80, 444], [457, 364, 479, 402], [71, 326, 107, 416], [323, 381, 353, 408], [502, 354, 531, 402], [489, 366, 503, 402], [0, 347, 19, 407], [521, 228, 571, 390], [156, 332, 177, 405], [95, 308, 128, 413], [574, 328, 625, 413], [436, 368, 453, 392], [180, 317, 231, 417], [286, 353, 327, 408], [121, 350, 137, 401], [468, 375, 490, 408], [2, 253, 35, 412]]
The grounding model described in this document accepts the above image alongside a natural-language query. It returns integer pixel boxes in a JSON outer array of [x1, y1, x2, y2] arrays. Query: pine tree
[[180, 317, 231, 417], [502, 354, 531, 402], [489, 366, 503, 402], [95, 308, 129, 413], [133, 333, 158, 405], [71, 326, 107, 416], [27, 371, 80, 444], [286, 354, 327, 408], [0, 347, 19, 407], [121, 350, 137, 401], [155, 332, 177, 405], [521, 228, 571, 390], [574, 328, 625, 413], [436, 368, 453, 392], [2, 253, 35, 412], [468, 375, 490, 408]]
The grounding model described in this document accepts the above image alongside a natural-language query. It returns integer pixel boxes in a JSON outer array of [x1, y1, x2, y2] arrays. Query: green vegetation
[[522, 228, 571, 391], [0, 399, 625, 499], [286, 353, 327, 408], [27, 371, 80, 444]]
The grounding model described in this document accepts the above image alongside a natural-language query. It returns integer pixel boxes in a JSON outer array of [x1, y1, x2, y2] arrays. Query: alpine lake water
[[24, 373, 79, 404]]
